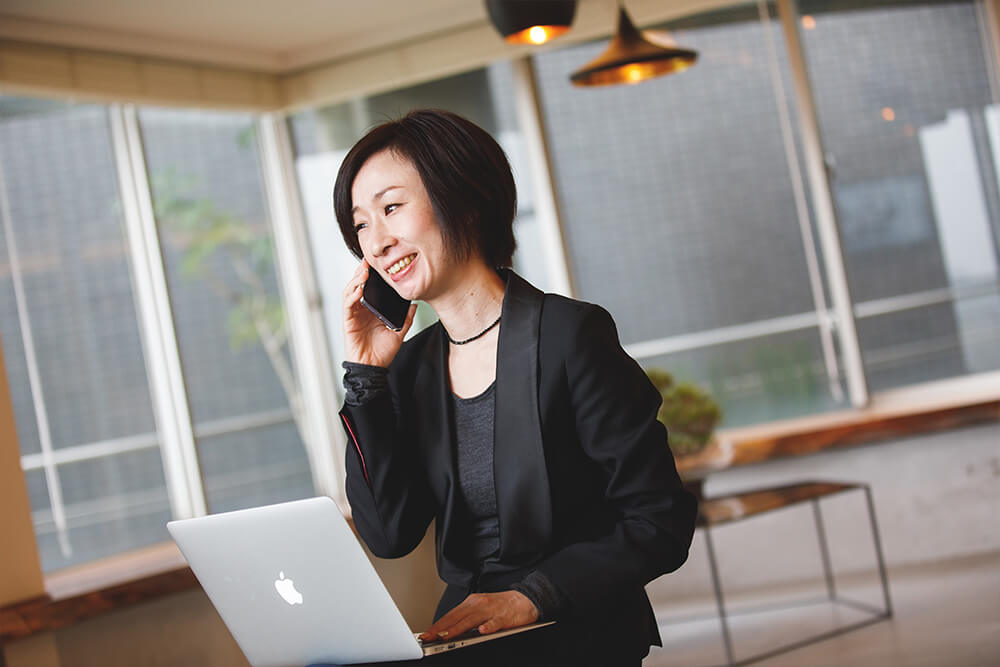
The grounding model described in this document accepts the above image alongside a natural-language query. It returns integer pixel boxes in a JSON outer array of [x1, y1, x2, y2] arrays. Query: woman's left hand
[[418, 590, 539, 641]]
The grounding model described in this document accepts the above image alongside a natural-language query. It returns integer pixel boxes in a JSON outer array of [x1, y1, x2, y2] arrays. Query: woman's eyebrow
[[352, 185, 404, 215]]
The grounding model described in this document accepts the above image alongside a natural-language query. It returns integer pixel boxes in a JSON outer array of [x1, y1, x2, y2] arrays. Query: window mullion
[[755, 0, 845, 404], [0, 137, 73, 558], [256, 113, 347, 510], [109, 104, 206, 518], [511, 56, 576, 298], [776, 0, 869, 407]]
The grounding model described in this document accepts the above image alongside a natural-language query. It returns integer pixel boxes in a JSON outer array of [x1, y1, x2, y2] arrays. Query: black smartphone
[[361, 267, 411, 332]]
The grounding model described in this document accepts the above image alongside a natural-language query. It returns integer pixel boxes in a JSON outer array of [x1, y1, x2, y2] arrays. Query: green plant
[[646, 368, 722, 456], [149, 166, 327, 493], [151, 168, 285, 353]]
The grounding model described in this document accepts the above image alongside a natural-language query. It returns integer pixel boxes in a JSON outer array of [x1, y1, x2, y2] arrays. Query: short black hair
[[333, 109, 517, 268]]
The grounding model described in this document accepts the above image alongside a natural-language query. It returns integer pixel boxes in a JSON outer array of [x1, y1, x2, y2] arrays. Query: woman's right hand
[[342, 260, 417, 368]]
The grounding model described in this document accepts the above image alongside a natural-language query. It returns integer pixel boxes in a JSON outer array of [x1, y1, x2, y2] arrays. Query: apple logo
[[274, 571, 303, 605]]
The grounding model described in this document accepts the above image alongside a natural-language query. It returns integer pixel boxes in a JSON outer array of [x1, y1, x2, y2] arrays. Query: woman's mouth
[[386, 254, 416, 280]]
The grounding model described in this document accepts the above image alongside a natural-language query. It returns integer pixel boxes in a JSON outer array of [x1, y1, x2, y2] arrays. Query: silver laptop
[[167, 497, 551, 666]]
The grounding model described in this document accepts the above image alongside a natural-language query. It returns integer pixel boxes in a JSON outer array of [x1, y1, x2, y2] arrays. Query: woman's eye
[[353, 222, 367, 233], [384, 203, 400, 215]]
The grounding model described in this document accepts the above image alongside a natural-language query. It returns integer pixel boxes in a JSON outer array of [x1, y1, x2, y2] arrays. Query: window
[[139, 108, 315, 513], [532, 3, 845, 425], [798, 0, 1000, 391], [0, 98, 169, 570], [0, 98, 322, 571], [531, 0, 1000, 425]]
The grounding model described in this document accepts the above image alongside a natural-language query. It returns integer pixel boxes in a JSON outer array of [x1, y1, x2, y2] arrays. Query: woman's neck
[[427, 261, 506, 342]]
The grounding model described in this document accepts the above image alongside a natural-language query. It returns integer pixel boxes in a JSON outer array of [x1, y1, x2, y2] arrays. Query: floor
[[645, 551, 1000, 666]]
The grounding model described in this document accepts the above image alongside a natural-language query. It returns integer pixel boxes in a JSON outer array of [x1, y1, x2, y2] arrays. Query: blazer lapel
[[494, 270, 553, 562], [412, 324, 466, 570]]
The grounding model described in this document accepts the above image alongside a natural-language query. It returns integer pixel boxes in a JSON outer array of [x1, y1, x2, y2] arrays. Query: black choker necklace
[[446, 314, 501, 345]]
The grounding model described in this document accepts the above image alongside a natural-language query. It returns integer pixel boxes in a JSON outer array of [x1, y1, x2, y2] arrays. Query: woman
[[335, 109, 697, 666]]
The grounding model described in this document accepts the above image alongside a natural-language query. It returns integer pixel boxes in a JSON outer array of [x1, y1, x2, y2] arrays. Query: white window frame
[[257, 113, 348, 511], [110, 104, 207, 519]]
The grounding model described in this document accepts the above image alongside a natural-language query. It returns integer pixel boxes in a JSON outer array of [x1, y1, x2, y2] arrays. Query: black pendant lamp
[[570, 4, 697, 87], [486, 0, 578, 45]]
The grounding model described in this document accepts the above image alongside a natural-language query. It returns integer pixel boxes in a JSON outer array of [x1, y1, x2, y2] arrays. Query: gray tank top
[[451, 382, 500, 562]]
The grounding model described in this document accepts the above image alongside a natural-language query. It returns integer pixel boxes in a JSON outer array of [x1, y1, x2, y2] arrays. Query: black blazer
[[340, 270, 697, 659]]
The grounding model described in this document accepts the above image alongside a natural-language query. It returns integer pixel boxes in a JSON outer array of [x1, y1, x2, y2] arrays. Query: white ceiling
[[0, 0, 493, 72]]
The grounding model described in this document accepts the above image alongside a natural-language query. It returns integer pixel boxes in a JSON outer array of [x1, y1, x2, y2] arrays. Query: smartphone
[[361, 267, 411, 332]]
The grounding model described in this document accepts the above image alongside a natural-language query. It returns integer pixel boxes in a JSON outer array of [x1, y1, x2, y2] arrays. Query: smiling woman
[[348, 150, 454, 303], [328, 109, 698, 666], [334, 109, 517, 283]]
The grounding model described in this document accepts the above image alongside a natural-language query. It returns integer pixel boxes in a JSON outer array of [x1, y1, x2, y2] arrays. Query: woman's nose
[[367, 221, 396, 258]]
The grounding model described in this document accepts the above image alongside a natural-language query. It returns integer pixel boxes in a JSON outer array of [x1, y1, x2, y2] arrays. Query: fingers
[[419, 595, 481, 641], [418, 591, 538, 642], [477, 617, 502, 635], [342, 261, 369, 318], [423, 613, 480, 641], [343, 260, 368, 298], [342, 262, 365, 298], [419, 599, 472, 640], [350, 258, 369, 284], [471, 590, 538, 635]]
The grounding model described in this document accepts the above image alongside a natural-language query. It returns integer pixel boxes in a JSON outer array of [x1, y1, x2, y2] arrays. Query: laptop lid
[[167, 497, 423, 666]]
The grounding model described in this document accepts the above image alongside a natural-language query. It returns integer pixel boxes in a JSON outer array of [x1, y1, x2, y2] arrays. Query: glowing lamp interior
[[505, 24, 570, 45]]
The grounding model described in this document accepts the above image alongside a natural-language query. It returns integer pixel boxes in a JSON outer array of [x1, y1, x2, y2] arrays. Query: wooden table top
[[697, 481, 858, 527]]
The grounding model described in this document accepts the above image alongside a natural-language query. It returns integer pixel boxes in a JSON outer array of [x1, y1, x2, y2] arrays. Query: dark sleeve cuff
[[511, 570, 570, 622], [342, 361, 390, 407]]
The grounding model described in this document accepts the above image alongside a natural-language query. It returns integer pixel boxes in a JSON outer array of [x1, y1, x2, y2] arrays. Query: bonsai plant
[[646, 368, 721, 457]]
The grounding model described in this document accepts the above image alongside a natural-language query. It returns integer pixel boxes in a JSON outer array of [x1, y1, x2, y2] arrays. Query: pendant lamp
[[485, 0, 578, 45], [570, 4, 697, 87]]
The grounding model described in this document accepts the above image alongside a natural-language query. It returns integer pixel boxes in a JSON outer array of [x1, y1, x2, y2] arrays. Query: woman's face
[[350, 150, 456, 302]]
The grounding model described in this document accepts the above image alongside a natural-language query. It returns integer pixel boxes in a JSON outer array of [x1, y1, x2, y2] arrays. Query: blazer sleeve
[[340, 386, 435, 559], [533, 304, 698, 616]]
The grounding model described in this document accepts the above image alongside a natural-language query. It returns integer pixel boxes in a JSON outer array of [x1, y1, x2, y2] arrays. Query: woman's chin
[[391, 271, 429, 302], [392, 282, 421, 302]]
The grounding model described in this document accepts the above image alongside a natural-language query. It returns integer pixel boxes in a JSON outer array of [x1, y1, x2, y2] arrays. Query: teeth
[[387, 254, 415, 275]]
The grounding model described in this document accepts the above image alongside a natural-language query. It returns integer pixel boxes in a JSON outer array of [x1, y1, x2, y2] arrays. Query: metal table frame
[[668, 482, 893, 666]]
